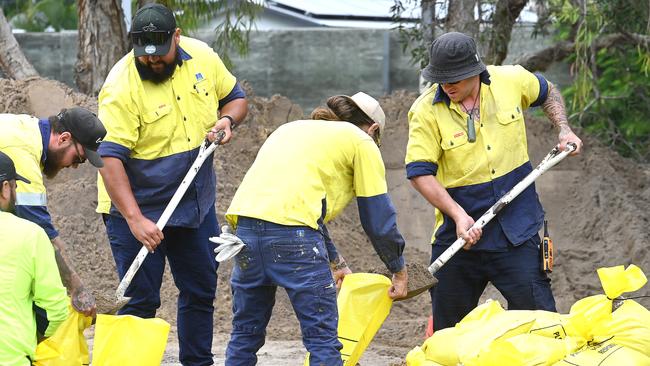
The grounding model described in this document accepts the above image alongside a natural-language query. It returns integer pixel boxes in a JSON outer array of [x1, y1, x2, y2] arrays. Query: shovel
[[376, 143, 577, 301], [113, 131, 228, 310]]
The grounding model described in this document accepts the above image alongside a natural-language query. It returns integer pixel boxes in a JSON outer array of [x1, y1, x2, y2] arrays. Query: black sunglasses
[[131, 30, 173, 46]]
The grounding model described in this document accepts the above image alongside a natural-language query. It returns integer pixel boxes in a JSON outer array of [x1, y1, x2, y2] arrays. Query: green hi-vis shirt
[[226, 120, 388, 229], [0, 212, 68, 366]]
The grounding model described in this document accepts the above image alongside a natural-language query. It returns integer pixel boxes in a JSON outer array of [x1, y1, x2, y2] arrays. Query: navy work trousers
[[429, 234, 556, 331], [104, 206, 219, 366], [225, 217, 342, 366]]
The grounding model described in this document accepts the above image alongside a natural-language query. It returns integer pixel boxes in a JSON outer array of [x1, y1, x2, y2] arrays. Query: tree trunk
[[76, 0, 128, 95], [484, 0, 528, 65], [0, 8, 39, 79], [446, 0, 478, 37]]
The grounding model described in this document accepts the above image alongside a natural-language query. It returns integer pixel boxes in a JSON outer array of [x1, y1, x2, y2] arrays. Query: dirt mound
[[1, 77, 648, 363]]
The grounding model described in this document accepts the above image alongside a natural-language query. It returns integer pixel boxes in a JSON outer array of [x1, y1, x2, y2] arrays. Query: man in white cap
[[222, 92, 408, 365]]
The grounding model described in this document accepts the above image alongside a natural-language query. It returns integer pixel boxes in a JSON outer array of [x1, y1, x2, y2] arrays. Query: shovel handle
[[428, 143, 575, 276], [115, 130, 228, 300]]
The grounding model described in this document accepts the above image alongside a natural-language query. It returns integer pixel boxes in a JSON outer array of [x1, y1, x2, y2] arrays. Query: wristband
[[221, 114, 236, 129]]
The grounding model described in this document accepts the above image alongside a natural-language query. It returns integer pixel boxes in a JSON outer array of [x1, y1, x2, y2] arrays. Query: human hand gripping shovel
[[111, 131, 229, 312], [381, 143, 578, 301]]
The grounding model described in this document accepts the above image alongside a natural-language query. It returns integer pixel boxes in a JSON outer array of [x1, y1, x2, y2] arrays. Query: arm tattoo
[[330, 255, 348, 271], [51, 237, 81, 290], [542, 83, 570, 130]]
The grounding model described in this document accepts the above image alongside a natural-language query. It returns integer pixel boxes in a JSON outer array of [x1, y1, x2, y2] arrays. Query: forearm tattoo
[[542, 83, 570, 130], [330, 255, 348, 271]]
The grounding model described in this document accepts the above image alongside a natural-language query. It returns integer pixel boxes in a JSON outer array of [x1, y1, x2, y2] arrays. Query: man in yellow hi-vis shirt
[[0, 108, 105, 319], [223, 92, 408, 366], [406, 32, 583, 330], [97, 4, 247, 364], [0, 151, 68, 366]]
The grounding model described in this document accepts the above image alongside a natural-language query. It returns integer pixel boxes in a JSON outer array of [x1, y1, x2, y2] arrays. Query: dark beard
[[43, 147, 66, 179], [135, 51, 182, 84]]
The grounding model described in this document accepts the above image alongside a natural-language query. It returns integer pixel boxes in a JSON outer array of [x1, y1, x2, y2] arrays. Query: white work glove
[[210, 225, 246, 262]]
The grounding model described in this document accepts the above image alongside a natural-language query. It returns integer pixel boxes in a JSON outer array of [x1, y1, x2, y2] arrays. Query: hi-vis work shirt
[[406, 65, 549, 251], [0, 212, 68, 366], [226, 120, 405, 273], [0, 115, 58, 239], [97, 36, 244, 227]]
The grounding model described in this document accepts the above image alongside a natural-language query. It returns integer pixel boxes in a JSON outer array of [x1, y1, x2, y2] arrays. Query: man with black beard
[[0, 108, 106, 321], [96, 4, 247, 365], [0, 151, 69, 365]]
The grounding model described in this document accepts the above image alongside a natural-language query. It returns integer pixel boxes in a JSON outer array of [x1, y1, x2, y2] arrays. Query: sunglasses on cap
[[131, 30, 173, 46]]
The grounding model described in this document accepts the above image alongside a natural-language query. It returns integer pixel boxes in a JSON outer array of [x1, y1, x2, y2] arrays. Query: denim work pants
[[225, 217, 341, 366], [104, 206, 219, 366], [429, 234, 556, 330]]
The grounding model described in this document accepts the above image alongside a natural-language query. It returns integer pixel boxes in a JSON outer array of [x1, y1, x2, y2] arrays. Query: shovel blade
[[368, 262, 438, 302]]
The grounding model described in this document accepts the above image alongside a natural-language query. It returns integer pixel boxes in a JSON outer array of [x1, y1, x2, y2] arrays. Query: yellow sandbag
[[405, 346, 444, 366], [597, 264, 647, 299], [419, 300, 504, 365], [457, 299, 505, 324], [553, 340, 650, 366], [92, 314, 170, 366], [33, 306, 92, 366], [591, 299, 650, 357], [565, 264, 648, 342], [304, 273, 392, 366], [470, 333, 582, 366], [457, 310, 537, 364]]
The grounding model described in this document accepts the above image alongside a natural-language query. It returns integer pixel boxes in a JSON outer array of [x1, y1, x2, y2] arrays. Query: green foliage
[[6, 0, 77, 31], [551, 0, 650, 161], [391, 0, 429, 68], [158, 0, 262, 69]]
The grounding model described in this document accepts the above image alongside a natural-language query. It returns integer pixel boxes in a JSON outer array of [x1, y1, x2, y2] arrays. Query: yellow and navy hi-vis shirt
[[406, 65, 549, 251], [97, 36, 245, 227], [226, 120, 406, 273], [0, 115, 59, 239]]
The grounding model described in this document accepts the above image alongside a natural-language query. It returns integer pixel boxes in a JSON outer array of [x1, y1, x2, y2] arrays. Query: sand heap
[[0, 77, 648, 352]]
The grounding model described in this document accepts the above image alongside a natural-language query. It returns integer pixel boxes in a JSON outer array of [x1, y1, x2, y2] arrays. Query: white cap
[[345, 92, 386, 134]]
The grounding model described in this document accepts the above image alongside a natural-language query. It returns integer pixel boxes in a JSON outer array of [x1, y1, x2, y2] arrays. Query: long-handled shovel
[[380, 143, 577, 301], [112, 131, 227, 311]]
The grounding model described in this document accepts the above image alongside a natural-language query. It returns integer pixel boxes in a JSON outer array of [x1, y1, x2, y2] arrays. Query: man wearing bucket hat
[[96, 3, 247, 364], [0, 107, 105, 319], [406, 32, 584, 330], [222, 92, 408, 365], [0, 151, 69, 366]]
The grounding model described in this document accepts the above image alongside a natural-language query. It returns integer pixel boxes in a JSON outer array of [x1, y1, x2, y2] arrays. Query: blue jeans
[[104, 206, 219, 366], [429, 235, 556, 330], [225, 217, 341, 366]]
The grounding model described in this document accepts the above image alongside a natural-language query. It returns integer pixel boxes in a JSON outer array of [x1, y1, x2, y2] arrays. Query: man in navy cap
[[406, 32, 583, 330], [97, 3, 248, 364], [0, 108, 105, 320]]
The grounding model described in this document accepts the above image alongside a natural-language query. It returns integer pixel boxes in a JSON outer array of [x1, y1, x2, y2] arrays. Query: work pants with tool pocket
[[104, 206, 219, 366], [429, 234, 556, 331], [225, 217, 342, 366]]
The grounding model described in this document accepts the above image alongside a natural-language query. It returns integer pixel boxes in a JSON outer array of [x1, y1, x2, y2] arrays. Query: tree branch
[[516, 32, 650, 72], [0, 8, 39, 80]]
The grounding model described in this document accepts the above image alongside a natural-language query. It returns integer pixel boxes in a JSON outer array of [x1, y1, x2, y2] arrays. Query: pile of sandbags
[[405, 264, 650, 366]]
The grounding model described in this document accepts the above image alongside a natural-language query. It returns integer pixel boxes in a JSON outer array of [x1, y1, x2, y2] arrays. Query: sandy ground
[[1, 78, 648, 365]]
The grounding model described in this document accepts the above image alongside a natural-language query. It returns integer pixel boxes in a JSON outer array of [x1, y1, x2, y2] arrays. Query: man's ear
[[367, 122, 380, 136], [0, 181, 10, 200], [57, 131, 73, 145]]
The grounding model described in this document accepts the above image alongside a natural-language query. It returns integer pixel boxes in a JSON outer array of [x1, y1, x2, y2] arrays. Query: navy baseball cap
[[0, 151, 30, 184], [131, 3, 177, 57]]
